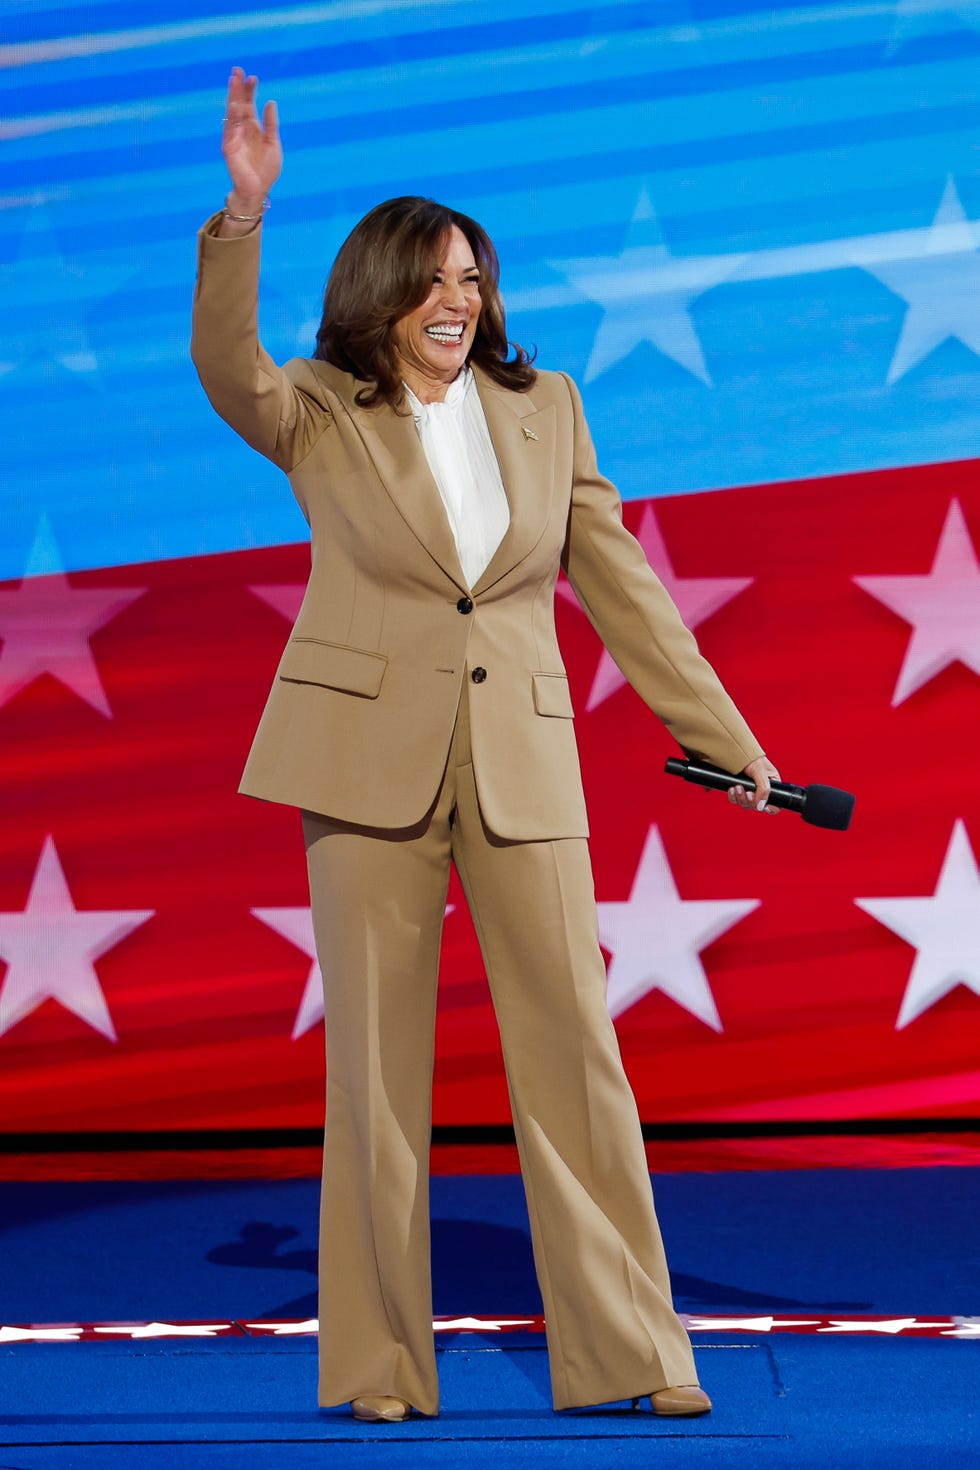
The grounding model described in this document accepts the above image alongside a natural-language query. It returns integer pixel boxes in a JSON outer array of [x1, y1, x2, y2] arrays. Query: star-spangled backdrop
[[1, 0, 978, 1135]]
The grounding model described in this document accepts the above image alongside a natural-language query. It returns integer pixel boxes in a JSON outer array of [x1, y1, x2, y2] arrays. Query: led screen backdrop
[[1, 0, 978, 1134]]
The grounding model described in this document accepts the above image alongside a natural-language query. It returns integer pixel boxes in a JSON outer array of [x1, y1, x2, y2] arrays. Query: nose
[[439, 280, 466, 313]]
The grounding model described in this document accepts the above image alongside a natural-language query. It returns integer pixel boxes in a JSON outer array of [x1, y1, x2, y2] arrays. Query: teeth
[[425, 325, 463, 342]]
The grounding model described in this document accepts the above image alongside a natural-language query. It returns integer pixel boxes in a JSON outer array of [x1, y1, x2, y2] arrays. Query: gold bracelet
[[224, 197, 270, 222]]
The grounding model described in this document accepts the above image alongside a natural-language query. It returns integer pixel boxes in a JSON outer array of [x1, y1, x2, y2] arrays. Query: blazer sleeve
[[190, 212, 331, 470], [559, 372, 765, 774]]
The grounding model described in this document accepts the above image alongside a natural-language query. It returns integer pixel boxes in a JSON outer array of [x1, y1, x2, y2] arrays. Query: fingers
[[225, 65, 248, 109], [756, 761, 781, 814], [223, 69, 279, 159], [750, 764, 771, 811], [224, 66, 260, 126], [727, 783, 774, 812], [221, 68, 283, 198], [728, 761, 780, 814]]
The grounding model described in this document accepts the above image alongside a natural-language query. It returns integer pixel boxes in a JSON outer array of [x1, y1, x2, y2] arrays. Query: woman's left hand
[[729, 756, 781, 813], [222, 66, 282, 207]]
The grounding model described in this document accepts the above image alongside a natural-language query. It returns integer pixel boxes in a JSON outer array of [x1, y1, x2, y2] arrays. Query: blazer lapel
[[472, 367, 556, 596], [352, 395, 468, 592], [343, 366, 555, 597]]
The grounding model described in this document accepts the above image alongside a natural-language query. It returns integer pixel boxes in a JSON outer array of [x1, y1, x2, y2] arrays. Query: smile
[[424, 324, 465, 344]]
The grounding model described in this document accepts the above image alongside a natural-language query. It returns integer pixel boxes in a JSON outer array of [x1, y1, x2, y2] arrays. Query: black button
[[456, 596, 474, 614], [471, 667, 487, 684]]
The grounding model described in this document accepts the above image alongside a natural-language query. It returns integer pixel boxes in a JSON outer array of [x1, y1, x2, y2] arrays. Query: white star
[[253, 902, 456, 1039], [856, 820, 980, 1030], [0, 837, 153, 1041], [818, 1319, 941, 1334], [432, 1317, 535, 1332], [0, 517, 145, 716], [243, 1318, 319, 1335], [942, 1320, 980, 1337], [854, 499, 980, 706], [0, 1325, 83, 1342], [93, 1322, 231, 1339], [597, 826, 759, 1030], [557, 505, 751, 710], [250, 584, 305, 622], [251, 906, 323, 1041], [549, 187, 744, 384], [852, 177, 980, 383], [684, 1316, 822, 1332]]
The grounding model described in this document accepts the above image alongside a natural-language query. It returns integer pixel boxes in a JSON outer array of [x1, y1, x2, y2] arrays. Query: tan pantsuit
[[191, 210, 766, 1415]]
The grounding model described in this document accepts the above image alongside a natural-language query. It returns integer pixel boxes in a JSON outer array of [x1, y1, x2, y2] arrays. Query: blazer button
[[471, 667, 487, 684], [456, 596, 474, 614]]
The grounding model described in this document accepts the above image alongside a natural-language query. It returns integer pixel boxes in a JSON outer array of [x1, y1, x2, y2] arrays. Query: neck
[[401, 365, 464, 405]]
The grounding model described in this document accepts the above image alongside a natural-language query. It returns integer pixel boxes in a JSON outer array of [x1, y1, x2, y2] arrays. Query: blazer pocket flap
[[532, 672, 574, 718], [280, 638, 388, 698]]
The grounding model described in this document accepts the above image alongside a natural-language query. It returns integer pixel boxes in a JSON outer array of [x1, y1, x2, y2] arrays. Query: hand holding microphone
[[733, 755, 780, 814], [665, 757, 856, 831]]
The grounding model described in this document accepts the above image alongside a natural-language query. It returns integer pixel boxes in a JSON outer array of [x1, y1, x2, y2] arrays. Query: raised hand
[[221, 66, 282, 215]]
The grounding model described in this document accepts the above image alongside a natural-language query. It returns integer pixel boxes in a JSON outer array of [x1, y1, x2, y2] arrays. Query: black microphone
[[664, 758, 855, 831]]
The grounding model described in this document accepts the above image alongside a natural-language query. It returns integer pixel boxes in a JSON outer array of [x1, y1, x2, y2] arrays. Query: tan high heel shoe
[[350, 1394, 413, 1423], [634, 1386, 712, 1417]]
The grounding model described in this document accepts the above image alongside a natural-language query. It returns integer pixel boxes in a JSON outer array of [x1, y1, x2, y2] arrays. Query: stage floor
[[2, 1161, 978, 1467], [1, 1334, 978, 1468]]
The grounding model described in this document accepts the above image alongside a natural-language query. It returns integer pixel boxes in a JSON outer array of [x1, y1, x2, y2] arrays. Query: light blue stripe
[[2, 0, 971, 79], [1, 0, 151, 15], [1, 54, 974, 231], [0, 0, 635, 77], [4, 169, 977, 309], [0, 3, 910, 149], [3, 158, 974, 279]]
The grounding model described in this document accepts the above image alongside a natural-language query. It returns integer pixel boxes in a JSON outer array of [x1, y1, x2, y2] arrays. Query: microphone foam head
[[802, 785, 855, 831]]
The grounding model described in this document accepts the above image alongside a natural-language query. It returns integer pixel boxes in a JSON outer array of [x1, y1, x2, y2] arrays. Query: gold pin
[[522, 425, 539, 441]]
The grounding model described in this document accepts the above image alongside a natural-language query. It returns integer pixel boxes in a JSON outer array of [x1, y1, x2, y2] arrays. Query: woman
[[192, 67, 779, 1424]]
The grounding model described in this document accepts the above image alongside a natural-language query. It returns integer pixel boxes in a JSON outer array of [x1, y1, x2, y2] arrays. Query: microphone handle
[[663, 758, 807, 813]]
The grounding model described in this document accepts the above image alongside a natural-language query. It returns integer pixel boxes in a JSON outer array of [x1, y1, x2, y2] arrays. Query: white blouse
[[404, 368, 510, 590]]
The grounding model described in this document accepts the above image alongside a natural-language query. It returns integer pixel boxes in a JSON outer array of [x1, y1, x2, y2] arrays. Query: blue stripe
[[7, 12, 975, 114], [3, 35, 958, 167], [0, 0, 644, 83], [1, 0, 307, 41], [3, 53, 976, 215]]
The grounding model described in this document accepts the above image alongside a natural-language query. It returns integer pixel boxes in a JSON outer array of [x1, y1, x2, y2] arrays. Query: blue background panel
[[1, 0, 979, 579]]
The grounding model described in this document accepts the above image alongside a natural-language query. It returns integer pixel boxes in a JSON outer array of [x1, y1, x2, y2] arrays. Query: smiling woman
[[192, 63, 779, 1432], [313, 195, 537, 408]]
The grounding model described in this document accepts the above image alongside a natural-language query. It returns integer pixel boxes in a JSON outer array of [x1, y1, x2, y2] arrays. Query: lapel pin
[[522, 425, 539, 442]]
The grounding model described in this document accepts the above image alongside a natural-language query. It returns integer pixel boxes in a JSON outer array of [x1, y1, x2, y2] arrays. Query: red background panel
[[1, 458, 978, 1133]]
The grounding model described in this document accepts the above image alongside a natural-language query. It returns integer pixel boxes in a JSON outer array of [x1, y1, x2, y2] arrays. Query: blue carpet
[[0, 1168, 977, 1322], [0, 1337, 977, 1466], [1, 1168, 978, 1467]]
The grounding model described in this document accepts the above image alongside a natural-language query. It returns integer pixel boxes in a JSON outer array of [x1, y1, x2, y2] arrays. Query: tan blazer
[[191, 215, 764, 839]]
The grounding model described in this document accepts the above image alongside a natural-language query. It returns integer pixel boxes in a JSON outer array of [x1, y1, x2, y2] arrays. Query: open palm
[[222, 66, 282, 202]]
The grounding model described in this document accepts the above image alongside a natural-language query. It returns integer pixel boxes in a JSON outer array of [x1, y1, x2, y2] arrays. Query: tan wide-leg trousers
[[302, 688, 698, 1415]]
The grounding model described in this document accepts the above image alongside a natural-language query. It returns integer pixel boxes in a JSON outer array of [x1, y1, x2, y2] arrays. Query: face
[[391, 225, 482, 401]]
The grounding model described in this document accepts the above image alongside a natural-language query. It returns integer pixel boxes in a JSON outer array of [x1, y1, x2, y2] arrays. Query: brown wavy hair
[[314, 196, 536, 408]]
